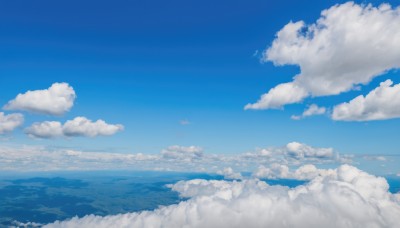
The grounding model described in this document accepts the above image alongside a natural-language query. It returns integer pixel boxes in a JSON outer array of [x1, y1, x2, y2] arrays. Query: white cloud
[[291, 104, 326, 120], [232, 142, 341, 170], [285, 141, 333, 159], [253, 163, 290, 179], [245, 82, 308, 110], [3, 82, 76, 116], [332, 80, 400, 121], [45, 165, 400, 228], [161, 145, 203, 161], [25, 121, 63, 138], [253, 163, 335, 180], [63, 117, 124, 137], [246, 2, 400, 109], [0, 142, 346, 172], [0, 112, 24, 134], [25, 117, 124, 139], [217, 167, 243, 180]]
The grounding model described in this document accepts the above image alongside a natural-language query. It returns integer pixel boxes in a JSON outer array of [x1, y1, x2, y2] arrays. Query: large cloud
[[246, 2, 400, 110], [45, 165, 400, 228], [332, 79, 400, 121], [3, 82, 76, 115], [0, 112, 24, 134], [25, 117, 124, 138]]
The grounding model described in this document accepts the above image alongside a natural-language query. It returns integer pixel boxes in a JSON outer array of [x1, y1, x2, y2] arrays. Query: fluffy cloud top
[[285, 141, 333, 159], [25, 117, 124, 138], [3, 82, 76, 115], [45, 165, 400, 228], [332, 80, 400, 121], [0, 112, 24, 134], [291, 104, 326, 120], [246, 2, 400, 109], [217, 167, 243, 180]]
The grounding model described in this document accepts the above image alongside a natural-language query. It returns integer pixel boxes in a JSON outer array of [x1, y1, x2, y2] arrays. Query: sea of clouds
[[44, 165, 400, 228]]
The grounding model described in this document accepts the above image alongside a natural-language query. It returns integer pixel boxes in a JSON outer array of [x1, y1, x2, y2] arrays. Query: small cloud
[[161, 145, 203, 162], [363, 155, 387, 161], [217, 167, 242, 180], [291, 104, 326, 120], [252, 50, 259, 57], [0, 112, 24, 134], [25, 116, 124, 139]]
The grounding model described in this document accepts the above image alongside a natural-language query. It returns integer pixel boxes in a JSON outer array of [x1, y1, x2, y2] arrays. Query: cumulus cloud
[[0, 112, 24, 134], [45, 165, 400, 228], [246, 2, 400, 109], [25, 117, 124, 138], [25, 121, 63, 138], [63, 117, 124, 137], [217, 167, 243, 180], [245, 82, 308, 110], [253, 163, 335, 180], [285, 141, 333, 159], [3, 82, 76, 116], [332, 80, 400, 121], [291, 104, 326, 120]]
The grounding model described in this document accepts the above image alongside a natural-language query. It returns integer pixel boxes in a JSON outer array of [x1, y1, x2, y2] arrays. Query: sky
[[1, 0, 400, 174]]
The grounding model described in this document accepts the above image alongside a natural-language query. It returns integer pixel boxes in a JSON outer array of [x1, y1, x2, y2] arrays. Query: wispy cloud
[[179, 119, 191, 125]]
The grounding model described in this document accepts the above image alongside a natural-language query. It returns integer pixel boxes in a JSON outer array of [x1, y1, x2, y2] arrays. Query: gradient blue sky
[[1, 0, 399, 157]]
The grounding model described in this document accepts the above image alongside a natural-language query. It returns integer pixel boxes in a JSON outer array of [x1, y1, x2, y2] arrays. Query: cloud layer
[[45, 165, 400, 228], [0, 142, 346, 172], [246, 2, 400, 109], [25, 117, 124, 138], [332, 80, 400, 121], [3, 82, 76, 116], [0, 112, 24, 134]]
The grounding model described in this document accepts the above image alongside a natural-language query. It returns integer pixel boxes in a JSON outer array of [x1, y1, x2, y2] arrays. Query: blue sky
[[1, 0, 400, 174]]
